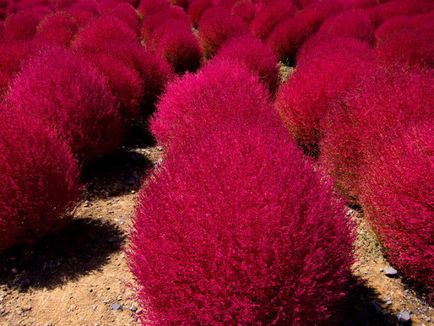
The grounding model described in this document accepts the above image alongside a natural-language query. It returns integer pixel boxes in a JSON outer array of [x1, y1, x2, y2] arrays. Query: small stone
[[111, 303, 122, 311], [11, 268, 17, 274], [397, 311, 411, 324], [131, 190, 136, 194], [384, 267, 398, 277], [130, 306, 138, 312], [92, 305, 97, 311], [385, 300, 392, 306]]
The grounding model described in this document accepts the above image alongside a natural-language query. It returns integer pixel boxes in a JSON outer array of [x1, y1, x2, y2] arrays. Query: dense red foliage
[[0, 40, 31, 98], [317, 9, 374, 43], [319, 67, 433, 201], [375, 14, 434, 69], [130, 118, 354, 324], [275, 37, 375, 155], [141, 6, 190, 42], [71, 16, 138, 53], [367, 0, 434, 27], [34, 11, 78, 46], [0, 109, 81, 253], [231, 0, 255, 24], [148, 20, 203, 73], [250, 0, 296, 40], [2, 9, 45, 40], [101, 2, 140, 32], [82, 51, 144, 123], [295, 0, 343, 32], [151, 60, 271, 150], [360, 122, 434, 300], [198, 6, 248, 57], [212, 34, 279, 93], [137, 0, 169, 16], [5, 46, 123, 160], [266, 16, 311, 63], [187, 0, 213, 27]]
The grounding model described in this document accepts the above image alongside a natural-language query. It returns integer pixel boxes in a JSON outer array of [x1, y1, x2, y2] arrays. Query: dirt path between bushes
[[0, 144, 432, 326]]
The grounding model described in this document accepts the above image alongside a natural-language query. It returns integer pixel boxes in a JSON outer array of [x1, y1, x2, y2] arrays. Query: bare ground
[[0, 141, 432, 325]]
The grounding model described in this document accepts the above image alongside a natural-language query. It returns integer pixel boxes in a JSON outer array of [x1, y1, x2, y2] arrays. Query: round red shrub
[[266, 15, 311, 63], [130, 117, 354, 324], [375, 15, 434, 69], [0, 109, 81, 253], [2, 9, 45, 40], [71, 16, 137, 53], [148, 20, 203, 73], [34, 11, 78, 47], [137, 0, 169, 16], [231, 0, 255, 24], [295, 0, 343, 32], [141, 6, 190, 42], [5, 46, 123, 160], [250, 0, 296, 40], [82, 51, 144, 123], [360, 122, 434, 300], [275, 37, 375, 155], [198, 6, 248, 58], [212, 34, 279, 93], [367, 0, 434, 27], [317, 9, 374, 43], [101, 2, 140, 32], [188, 0, 213, 27], [87, 41, 174, 111], [0, 40, 32, 98], [151, 59, 271, 150], [319, 67, 433, 201]]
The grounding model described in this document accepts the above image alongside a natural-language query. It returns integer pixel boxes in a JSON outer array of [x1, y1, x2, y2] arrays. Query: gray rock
[[397, 311, 411, 324], [384, 267, 398, 277], [111, 303, 122, 311]]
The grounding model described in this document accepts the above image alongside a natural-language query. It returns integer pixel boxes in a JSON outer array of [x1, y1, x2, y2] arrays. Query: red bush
[[250, 0, 296, 40], [130, 117, 354, 324], [88, 41, 174, 111], [151, 59, 271, 150], [375, 14, 434, 69], [188, 0, 213, 27], [141, 6, 190, 42], [0, 40, 32, 98], [137, 0, 169, 16], [266, 15, 311, 63], [0, 109, 81, 253], [198, 6, 248, 58], [148, 20, 203, 73], [360, 122, 434, 300], [231, 0, 255, 24], [2, 9, 45, 40], [101, 2, 140, 32], [317, 9, 374, 43], [5, 46, 123, 160], [295, 0, 343, 32], [367, 0, 434, 27], [212, 34, 279, 93], [319, 66, 433, 201], [275, 37, 375, 155], [82, 51, 144, 123], [71, 16, 138, 53], [34, 11, 78, 47]]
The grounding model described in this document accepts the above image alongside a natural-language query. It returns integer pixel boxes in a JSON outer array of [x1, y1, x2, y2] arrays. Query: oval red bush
[[198, 6, 248, 58], [130, 116, 354, 324], [5, 46, 123, 160], [360, 122, 434, 300], [0, 109, 81, 253], [34, 11, 79, 47], [212, 34, 279, 93], [151, 59, 271, 150]]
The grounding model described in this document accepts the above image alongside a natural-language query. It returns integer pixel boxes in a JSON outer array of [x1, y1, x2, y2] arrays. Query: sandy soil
[[0, 140, 432, 326]]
